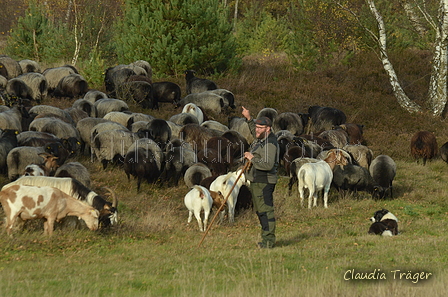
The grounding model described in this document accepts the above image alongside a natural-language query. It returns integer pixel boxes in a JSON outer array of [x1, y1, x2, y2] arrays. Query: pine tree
[[114, 0, 240, 76]]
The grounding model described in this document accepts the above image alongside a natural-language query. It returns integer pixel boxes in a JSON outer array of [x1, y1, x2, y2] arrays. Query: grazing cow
[[297, 160, 333, 208], [410, 131, 438, 165], [0, 184, 99, 236]]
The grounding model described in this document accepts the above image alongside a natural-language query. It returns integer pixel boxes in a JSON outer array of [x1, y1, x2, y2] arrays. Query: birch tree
[[353, 0, 448, 116]]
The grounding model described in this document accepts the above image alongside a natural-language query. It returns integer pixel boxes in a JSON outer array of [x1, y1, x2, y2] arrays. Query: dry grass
[[1, 50, 448, 296]]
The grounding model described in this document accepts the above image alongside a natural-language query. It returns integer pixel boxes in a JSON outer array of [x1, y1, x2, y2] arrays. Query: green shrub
[[113, 0, 240, 76]]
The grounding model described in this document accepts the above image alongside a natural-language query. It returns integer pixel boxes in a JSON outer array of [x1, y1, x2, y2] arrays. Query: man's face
[[255, 125, 269, 139]]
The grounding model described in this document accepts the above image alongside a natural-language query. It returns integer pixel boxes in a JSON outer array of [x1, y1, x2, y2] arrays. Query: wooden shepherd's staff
[[198, 160, 251, 247]]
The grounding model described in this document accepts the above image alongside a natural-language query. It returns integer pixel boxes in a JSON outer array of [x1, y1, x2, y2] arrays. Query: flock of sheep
[[0, 53, 442, 236]]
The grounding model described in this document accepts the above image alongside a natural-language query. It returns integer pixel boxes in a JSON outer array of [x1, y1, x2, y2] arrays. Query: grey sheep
[[272, 112, 305, 136], [6, 78, 32, 100], [54, 161, 91, 188], [103, 111, 133, 127], [228, 117, 254, 144], [184, 163, 212, 188], [7, 146, 46, 181], [75, 117, 110, 154], [343, 144, 373, 169], [166, 121, 183, 139], [0, 75, 7, 89], [332, 163, 375, 195], [53, 73, 89, 98], [127, 138, 164, 172], [91, 129, 139, 169], [126, 113, 154, 129], [369, 155, 397, 199], [161, 142, 197, 186], [130, 60, 152, 80], [185, 70, 217, 94], [29, 105, 75, 125], [42, 65, 78, 91], [169, 112, 199, 126], [64, 107, 89, 125], [178, 92, 225, 114], [29, 117, 80, 140], [205, 89, 235, 109], [0, 106, 24, 132], [72, 99, 97, 117], [19, 59, 41, 73], [318, 129, 349, 149], [0, 55, 22, 79], [94, 98, 129, 118], [201, 120, 229, 133], [257, 107, 278, 122], [16, 72, 48, 102], [83, 89, 108, 103], [17, 131, 59, 145]]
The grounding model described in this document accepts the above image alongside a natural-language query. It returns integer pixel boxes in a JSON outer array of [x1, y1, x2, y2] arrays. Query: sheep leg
[[203, 208, 211, 232], [298, 184, 305, 208], [313, 192, 318, 208], [323, 190, 329, 208], [44, 217, 55, 236], [193, 210, 203, 232], [288, 174, 297, 196], [187, 211, 193, 224], [308, 185, 315, 209]]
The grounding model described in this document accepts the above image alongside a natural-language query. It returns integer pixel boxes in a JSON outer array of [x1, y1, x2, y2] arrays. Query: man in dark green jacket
[[242, 106, 279, 248]]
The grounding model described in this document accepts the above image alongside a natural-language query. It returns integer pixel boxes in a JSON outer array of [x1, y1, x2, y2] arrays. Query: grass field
[[1, 51, 448, 296]]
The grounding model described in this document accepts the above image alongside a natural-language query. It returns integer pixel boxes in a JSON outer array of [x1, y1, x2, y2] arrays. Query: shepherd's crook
[[198, 161, 251, 247]]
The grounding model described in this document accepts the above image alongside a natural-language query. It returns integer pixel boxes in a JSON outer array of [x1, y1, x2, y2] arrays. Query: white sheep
[[184, 185, 213, 232]]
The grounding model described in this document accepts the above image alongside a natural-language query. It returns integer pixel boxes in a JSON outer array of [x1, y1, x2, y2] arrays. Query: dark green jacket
[[246, 119, 279, 184]]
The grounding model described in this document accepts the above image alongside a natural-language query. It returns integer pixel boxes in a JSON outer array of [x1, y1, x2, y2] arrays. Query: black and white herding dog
[[368, 209, 399, 236]]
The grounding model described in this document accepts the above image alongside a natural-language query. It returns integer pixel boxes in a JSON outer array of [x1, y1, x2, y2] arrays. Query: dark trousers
[[250, 183, 276, 247]]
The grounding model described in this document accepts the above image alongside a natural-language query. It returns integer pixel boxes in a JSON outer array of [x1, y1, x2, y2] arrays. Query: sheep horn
[[103, 187, 118, 208]]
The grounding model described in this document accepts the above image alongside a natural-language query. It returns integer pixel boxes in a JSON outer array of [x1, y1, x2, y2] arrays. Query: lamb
[[410, 130, 438, 165], [297, 160, 333, 208], [185, 70, 218, 94], [0, 184, 99, 236], [124, 146, 161, 192], [184, 185, 213, 232], [369, 155, 397, 199]]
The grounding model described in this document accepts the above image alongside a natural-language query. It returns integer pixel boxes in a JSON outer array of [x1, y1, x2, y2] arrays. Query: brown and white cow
[[0, 185, 99, 236]]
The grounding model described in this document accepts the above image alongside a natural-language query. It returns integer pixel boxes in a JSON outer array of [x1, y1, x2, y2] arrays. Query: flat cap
[[254, 116, 272, 127]]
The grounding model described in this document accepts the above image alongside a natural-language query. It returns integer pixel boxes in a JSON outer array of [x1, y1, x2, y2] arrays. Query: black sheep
[[152, 81, 182, 105], [185, 70, 217, 94]]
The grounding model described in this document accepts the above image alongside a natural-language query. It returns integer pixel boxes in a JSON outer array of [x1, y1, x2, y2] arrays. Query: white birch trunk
[[427, 0, 448, 117], [367, 0, 423, 114]]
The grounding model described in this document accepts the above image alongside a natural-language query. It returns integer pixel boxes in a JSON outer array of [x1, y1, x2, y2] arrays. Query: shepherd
[[242, 106, 279, 249]]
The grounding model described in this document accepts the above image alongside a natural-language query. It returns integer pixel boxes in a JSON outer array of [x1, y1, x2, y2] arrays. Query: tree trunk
[[367, 0, 423, 114], [427, 0, 448, 117], [400, 0, 429, 37]]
